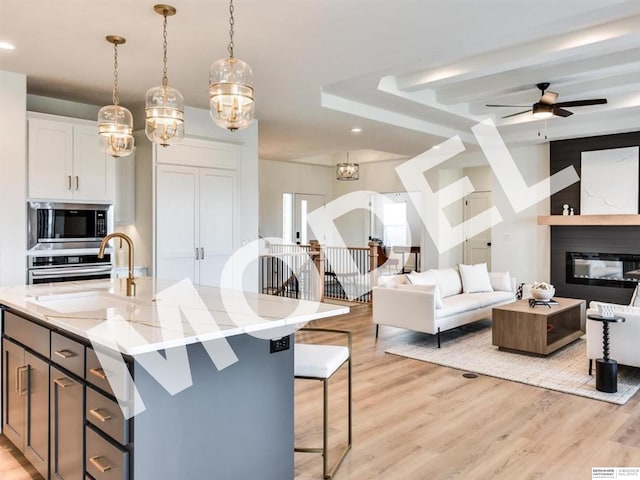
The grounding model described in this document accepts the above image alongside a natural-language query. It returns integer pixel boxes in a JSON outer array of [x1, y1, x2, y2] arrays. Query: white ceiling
[[2, 0, 640, 165]]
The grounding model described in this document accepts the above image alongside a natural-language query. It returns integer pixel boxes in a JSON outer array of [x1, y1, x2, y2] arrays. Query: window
[[383, 202, 408, 247], [282, 193, 293, 243]]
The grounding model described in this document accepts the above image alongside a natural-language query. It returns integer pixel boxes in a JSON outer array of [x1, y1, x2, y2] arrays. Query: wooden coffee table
[[492, 297, 586, 356]]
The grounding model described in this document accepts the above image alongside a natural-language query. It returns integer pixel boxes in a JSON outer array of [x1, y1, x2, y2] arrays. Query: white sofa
[[373, 265, 516, 347], [586, 302, 640, 373]]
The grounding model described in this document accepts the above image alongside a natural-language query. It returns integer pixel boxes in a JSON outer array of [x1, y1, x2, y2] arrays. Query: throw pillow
[[377, 274, 407, 287], [458, 263, 494, 293], [397, 283, 443, 309], [630, 283, 640, 307], [407, 270, 437, 286], [489, 271, 512, 292], [432, 267, 463, 298]]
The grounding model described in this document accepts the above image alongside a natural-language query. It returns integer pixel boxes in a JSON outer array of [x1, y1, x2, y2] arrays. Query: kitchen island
[[0, 277, 349, 480]]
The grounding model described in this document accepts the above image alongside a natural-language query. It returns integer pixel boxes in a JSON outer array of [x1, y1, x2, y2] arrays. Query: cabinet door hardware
[[54, 349, 77, 359], [53, 377, 76, 388], [16, 365, 29, 395], [200, 247, 204, 259], [89, 367, 107, 380], [89, 456, 113, 473], [89, 408, 113, 423], [67, 175, 72, 191], [75, 176, 79, 191]]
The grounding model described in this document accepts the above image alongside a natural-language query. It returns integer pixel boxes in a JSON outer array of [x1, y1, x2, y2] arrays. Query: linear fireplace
[[566, 252, 640, 289]]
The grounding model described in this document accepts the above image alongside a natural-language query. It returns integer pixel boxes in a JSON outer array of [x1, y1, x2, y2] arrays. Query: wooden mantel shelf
[[537, 214, 640, 226]]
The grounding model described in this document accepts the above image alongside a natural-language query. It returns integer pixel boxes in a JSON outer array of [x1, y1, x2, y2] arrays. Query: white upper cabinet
[[28, 113, 115, 203]]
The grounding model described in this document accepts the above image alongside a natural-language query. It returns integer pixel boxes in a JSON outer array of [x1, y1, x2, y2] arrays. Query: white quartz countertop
[[0, 277, 349, 355]]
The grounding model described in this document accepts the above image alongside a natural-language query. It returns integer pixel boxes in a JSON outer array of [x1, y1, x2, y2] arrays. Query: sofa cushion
[[397, 282, 443, 309], [432, 267, 463, 298], [458, 263, 493, 293], [467, 290, 515, 308], [437, 294, 482, 318], [489, 271, 512, 292]]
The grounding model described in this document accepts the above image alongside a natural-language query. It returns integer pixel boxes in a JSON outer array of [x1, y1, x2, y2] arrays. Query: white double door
[[156, 164, 236, 287]]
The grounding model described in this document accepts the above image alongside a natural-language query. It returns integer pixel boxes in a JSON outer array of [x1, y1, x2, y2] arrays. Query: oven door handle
[[30, 266, 113, 278]]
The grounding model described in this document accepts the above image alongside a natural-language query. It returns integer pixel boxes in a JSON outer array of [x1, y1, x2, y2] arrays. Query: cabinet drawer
[[4, 311, 50, 357], [86, 387, 129, 446], [86, 426, 129, 480], [51, 332, 85, 377], [86, 347, 130, 399]]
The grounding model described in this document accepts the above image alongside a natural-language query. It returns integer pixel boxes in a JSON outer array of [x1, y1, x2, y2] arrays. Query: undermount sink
[[28, 291, 139, 315]]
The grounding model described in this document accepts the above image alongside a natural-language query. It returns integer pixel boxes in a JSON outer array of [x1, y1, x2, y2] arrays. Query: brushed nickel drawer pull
[[67, 175, 72, 190], [89, 408, 113, 422], [75, 175, 79, 190], [89, 455, 112, 472], [89, 367, 107, 380], [54, 349, 77, 359], [54, 377, 75, 388]]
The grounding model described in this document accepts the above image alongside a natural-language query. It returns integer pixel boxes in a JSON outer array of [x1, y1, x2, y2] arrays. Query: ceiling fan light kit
[[532, 103, 553, 119], [487, 82, 607, 121]]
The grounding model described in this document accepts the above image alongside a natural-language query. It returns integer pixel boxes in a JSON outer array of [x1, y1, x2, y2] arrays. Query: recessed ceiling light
[[349, 127, 362, 134], [432, 145, 440, 150], [0, 41, 15, 51]]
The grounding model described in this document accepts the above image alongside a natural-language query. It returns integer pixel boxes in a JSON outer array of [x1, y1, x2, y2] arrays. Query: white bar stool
[[294, 327, 352, 479]]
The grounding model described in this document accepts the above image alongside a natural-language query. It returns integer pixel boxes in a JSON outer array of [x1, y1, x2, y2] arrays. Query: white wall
[[258, 144, 550, 281], [259, 159, 334, 239], [0, 71, 27, 286], [491, 144, 551, 285]]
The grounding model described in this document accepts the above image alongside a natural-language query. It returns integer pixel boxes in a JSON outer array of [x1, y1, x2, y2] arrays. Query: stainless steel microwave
[[28, 202, 112, 250]]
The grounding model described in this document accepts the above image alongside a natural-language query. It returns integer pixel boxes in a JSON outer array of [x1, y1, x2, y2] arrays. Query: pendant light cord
[[228, 0, 235, 58], [162, 12, 169, 87], [112, 42, 120, 106]]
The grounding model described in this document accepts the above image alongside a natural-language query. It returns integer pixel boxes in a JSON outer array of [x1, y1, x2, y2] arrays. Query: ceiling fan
[[486, 82, 607, 119]]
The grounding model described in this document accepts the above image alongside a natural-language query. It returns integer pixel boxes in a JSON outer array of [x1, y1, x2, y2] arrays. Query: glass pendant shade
[[98, 104, 134, 158], [209, 57, 255, 131], [145, 85, 185, 146], [336, 162, 359, 181]]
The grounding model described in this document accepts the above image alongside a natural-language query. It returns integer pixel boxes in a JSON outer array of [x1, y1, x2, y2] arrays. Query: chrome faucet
[[98, 232, 136, 297]]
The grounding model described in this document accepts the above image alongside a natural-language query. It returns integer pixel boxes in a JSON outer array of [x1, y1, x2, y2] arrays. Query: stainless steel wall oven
[[27, 202, 114, 284], [28, 254, 113, 284]]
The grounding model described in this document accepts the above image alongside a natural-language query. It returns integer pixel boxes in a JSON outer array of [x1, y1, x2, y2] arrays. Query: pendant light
[[98, 36, 134, 158], [145, 4, 184, 146], [209, 0, 255, 131], [336, 152, 359, 181]]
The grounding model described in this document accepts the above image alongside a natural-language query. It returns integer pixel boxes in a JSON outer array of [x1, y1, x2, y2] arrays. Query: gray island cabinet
[[0, 277, 348, 480]]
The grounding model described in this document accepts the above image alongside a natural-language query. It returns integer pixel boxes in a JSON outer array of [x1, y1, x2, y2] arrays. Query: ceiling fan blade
[[486, 104, 530, 108], [501, 109, 532, 119], [540, 91, 558, 104], [553, 99, 607, 108], [553, 108, 573, 118]]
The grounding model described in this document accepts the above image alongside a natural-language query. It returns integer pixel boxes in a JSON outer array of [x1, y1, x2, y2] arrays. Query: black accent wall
[[550, 132, 640, 304]]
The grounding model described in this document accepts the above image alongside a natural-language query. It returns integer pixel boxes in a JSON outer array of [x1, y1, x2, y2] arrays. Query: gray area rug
[[385, 321, 640, 405]]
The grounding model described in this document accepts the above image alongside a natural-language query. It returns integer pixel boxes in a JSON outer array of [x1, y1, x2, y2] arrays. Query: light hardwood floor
[[2, 302, 640, 479]]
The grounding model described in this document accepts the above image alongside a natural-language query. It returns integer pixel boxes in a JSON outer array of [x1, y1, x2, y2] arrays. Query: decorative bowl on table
[[530, 282, 555, 301]]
